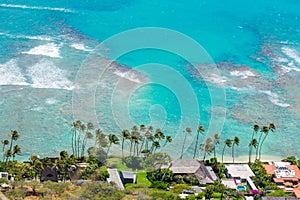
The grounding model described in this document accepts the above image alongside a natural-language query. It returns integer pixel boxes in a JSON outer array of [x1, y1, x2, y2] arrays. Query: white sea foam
[[205, 73, 227, 84], [70, 43, 92, 52], [0, 59, 29, 86], [27, 59, 74, 90], [45, 98, 57, 105], [23, 43, 62, 58], [230, 70, 256, 79], [282, 47, 300, 66], [0, 4, 73, 13], [0, 32, 53, 41], [259, 90, 290, 108], [113, 70, 142, 83]]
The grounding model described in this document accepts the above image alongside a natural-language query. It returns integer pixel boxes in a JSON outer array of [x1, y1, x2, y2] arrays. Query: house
[[0, 172, 8, 180], [223, 164, 258, 193], [107, 168, 124, 190], [120, 171, 136, 184], [167, 159, 217, 185], [262, 197, 297, 200], [264, 162, 300, 199], [40, 158, 59, 182]]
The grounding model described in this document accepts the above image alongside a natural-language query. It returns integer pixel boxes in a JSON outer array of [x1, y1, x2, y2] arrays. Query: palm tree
[[71, 121, 77, 156], [232, 136, 240, 163], [164, 136, 172, 146], [1, 140, 9, 161], [78, 122, 86, 158], [200, 137, 214, 161], [120, 129, 130, 159], [12, 145, 22, 160], [194, 125, 205, 159], [60, 150, 69, 160], [1, 140, 9, 152], [137, 125, 146, 156], [213, 133, 220, 158], [222, 139, 232, 163], [180, 127, 192, 159], [250, 124, 259, 161], [248, 139, 258, 163], [145, 126, 153, 151], [106, 134, 120, 158], [6, 130, 19, 163], [259, 124, 275, 160], [4, 149, 12, 163], [81, 131, 93, 157], [151, 141, 160, 153]]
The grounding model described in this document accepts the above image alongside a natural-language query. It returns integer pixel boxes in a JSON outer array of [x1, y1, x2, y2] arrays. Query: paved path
[[107, 168, 124, 190], [0, 192, 9, 200]]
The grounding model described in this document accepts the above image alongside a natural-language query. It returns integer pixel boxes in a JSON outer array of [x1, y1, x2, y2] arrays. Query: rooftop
[[170, 159, 201, 174], [225, 164, 255, 179]]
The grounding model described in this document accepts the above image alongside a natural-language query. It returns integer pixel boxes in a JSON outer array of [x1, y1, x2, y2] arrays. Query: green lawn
[[136, 171, 151, 187]]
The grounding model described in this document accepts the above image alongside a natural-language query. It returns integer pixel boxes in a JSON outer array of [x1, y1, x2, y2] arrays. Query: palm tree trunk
[[256, 132, 263, 160], [81, 136, 87, 158], [222, 145, 226, 163], [259, 134, 268, 160], [193, 131, 200, 159], [203, 151, 206, 161], [121, 138, 125, 159], [180, 134, 187, 159], [72, 130, 75, 156], [249, 145, 252, 163], [106, 143, 112, 158], [232, 145, 235, 163], [138, 138, 145, 156], [129, 141, 133, 157]]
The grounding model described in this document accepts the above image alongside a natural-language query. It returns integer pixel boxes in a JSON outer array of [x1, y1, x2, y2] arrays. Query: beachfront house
[[264, 162, 300, 199], [222, 164, 258, 193], [167, 159, 217, 185]]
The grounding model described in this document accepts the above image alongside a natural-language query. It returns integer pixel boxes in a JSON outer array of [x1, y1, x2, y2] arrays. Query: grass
[[136, 171, 151, 186], [107, 157, 151, 187], [106, 157, 131, 171]]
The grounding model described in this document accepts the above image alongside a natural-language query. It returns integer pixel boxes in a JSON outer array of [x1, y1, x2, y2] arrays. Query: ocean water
[[1, 0, 300, 161]]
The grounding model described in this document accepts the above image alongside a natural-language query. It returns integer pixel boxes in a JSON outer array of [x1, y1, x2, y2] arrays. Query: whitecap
[[259, 90, 290, 108], [230, 70, 256, 79], [45, 98, 57, 105], [0, 59, 29, 86], [282, 47, 300, 66], [0, 4, 73, 13], [205, 73, 227, 84], [70, 43, 92, 52], [27, 59, 74, 90], [23, 43, 61, 58], [113, 70, 142, 83], [0, 32, 53, 41]]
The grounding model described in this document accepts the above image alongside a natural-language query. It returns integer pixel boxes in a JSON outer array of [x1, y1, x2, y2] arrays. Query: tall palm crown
[[232, 136, 240, 163], [193, 125, 205, 159], [213, 133, 220, 158], [222, 139, 232, 163]]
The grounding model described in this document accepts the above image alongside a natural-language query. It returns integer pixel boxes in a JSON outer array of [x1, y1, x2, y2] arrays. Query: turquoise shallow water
[[0, 0, 300, 160]]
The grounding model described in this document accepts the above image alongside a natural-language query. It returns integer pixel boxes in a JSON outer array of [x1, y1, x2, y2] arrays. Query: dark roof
[[170, 159, 201, 174], [120, 171, 136, 179]]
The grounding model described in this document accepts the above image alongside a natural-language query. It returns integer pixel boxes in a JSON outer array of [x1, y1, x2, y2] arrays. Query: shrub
[[147, 168, 173, 183], [170, 184, 192, 194], [5, 188, 26, 199], [0, 177, 8, 184], [80, 182, 125, 200], [123, 156, 144, 170], [150, 181, 169, 190], [150, 191, 178, 200]]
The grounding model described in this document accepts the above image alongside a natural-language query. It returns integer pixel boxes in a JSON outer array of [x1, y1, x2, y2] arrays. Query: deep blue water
[[0, 0, 300, 161]]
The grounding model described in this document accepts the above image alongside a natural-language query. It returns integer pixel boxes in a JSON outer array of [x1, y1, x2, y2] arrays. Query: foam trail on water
[[259, 90, 290, 108], [0, 59, 29, 86], [27, 59, 74, 90], [282, 47, 300, 66], [0, 32, 53, 41], [113, 69, 142, 83], [70, 43, 92, 52], [230, 70, 256, 79], [23, 43, 62, 58], [0, 4, 73, 13]]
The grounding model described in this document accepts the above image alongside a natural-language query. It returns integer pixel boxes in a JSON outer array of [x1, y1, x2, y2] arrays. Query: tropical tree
[[193, 125, 205, 159], [120, 129, 130, 159], [164, 136, 172, 147], [1, 140, 9, 161], [222, 139, 232, 163], [106, 134, 120, 158], [81, 131, 93, 157], [151, 141, 161, 153], [95, 129, 108, 149], [258, 123, 275, 160], [180, 127, 192, 159], [200, 137, 214, 161], [6, 130, 19, 163], [232, 136, 240, 163], [12, 145, 22, 160], [213, 133, 220, 158], [249, 139, 258, 163]]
